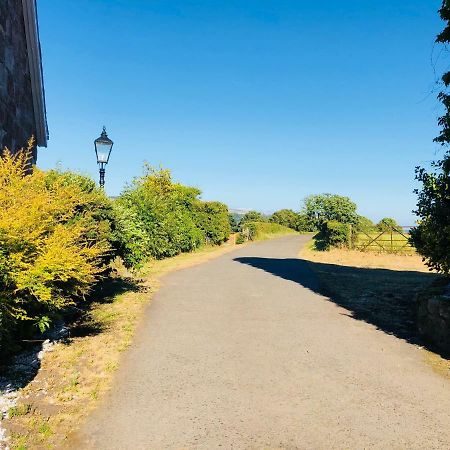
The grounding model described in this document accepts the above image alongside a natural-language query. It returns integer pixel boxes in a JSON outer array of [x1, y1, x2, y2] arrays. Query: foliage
[[410, 163, 450, 273], [117, 165, 230, 268], [229, 214, 239, 232], [270, 209, 301, 230], [0, 148, 112, 356], [240, 210, 265, 225], [301, 194, 358, 230], [112, 202, 151, 269], [376, 217, 401, 232], [411, 2, 450, 274], [320, 220, 353, 250], [236, 221, 296, 243], [356, 215, 376, 232], [194, 201, 231, 245], [295, 213, 316, 232]]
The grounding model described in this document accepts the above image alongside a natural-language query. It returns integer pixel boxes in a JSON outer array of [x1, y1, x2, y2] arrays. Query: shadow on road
[[234, 256, 442, 355]]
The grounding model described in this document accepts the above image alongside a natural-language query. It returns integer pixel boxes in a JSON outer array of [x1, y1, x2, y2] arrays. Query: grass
[[303, 237, 427, 272], [242, 221, 298, 241], [4, 230, 290, 449], [354, 230, 414, 254], [301, 238, 450, 378]]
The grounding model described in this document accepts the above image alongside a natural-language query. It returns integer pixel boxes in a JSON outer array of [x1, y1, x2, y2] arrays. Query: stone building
[[0, 0, 48, 163]]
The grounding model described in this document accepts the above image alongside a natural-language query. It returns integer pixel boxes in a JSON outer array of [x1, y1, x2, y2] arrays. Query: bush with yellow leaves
[[0, 147, 114, 356]]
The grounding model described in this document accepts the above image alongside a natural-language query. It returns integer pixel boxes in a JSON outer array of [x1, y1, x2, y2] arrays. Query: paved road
[[72, 236, 450, 449]]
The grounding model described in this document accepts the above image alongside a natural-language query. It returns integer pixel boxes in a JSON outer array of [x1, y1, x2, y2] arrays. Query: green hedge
[[115, 166, 231, 268], [321, 220, 353, 249]]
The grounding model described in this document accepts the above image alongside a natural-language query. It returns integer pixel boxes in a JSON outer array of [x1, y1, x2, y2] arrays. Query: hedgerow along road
[[70, 235, 450, 449]]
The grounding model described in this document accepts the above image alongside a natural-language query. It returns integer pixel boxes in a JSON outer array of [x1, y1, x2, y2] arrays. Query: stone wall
[[0, 0, 37, 160], [417, 281, 450, 356]]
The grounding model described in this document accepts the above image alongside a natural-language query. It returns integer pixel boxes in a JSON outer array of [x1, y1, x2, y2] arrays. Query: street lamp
[[94, 126, 114, 188]]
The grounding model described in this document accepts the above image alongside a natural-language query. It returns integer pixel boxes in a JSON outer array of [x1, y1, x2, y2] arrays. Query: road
[[71, 235, 450, 449]]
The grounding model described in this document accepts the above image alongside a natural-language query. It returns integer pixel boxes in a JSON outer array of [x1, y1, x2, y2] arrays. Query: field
[[353, 229, 414, 254], [251, 222, 298, 240]]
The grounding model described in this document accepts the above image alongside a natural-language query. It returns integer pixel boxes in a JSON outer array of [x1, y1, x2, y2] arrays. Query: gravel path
[[71, 236, 450, 449]]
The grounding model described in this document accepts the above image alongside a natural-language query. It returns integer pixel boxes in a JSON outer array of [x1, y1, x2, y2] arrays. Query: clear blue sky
[[37, 0, 445, 224]]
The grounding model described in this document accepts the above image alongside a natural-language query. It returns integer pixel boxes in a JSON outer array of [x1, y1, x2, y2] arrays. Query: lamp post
[[94, 127, 114, 188]]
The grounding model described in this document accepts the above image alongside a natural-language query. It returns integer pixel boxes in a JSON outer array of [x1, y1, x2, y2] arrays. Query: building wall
[[0, 0, 37, 159]]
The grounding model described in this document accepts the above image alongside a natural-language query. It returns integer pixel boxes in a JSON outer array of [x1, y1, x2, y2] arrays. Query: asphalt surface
[[71, 235, 450, 449]]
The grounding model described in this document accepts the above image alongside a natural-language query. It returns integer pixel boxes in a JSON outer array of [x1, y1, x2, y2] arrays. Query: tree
[[376, 217, 401, 232], [356, 215, 376, 232], [240, 210, 265, 224], [228, 214, 239, 232], [270, 209, 299, 230], [301, 194, 358, 230], [411, 1, 450, 274]]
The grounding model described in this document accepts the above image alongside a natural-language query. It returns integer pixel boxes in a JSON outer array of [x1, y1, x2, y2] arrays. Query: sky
[[37, 0, 446, 224]]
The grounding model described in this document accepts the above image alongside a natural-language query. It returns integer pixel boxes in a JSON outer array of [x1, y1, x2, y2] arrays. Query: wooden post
[[348, 224, 352, 249]]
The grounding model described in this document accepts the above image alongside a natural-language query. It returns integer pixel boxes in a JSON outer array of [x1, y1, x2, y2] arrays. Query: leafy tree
[[270, 209, 299, 230], [228, 214, 239, 232], [296, 213, 316, 232], [194, 201, 231, 245], [240, 210, 265, 224], [301, 194, 358, 230], [356, 215, 376, 232], [411, 1, 450, 274], [377, 217, 401, 232]]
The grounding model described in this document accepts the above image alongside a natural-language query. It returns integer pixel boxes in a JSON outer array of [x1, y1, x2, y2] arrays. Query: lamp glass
[[96, 142, 110, 163]]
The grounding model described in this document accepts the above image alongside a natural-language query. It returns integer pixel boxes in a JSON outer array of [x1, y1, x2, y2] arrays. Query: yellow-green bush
[[0, 149, 113, 355]]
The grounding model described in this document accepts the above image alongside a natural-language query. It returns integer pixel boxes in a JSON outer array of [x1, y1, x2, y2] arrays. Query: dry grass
[[4, 239, 239, 450], [301, 239, 450, 379], [302, 240, 430, 272]]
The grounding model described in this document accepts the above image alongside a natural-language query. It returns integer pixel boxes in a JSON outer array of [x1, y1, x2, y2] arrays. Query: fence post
[[348, 224, 352, 249]]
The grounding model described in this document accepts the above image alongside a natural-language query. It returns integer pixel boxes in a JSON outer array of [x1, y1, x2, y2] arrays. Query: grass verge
[[301, 238, 450, 378], [253, 223, 298, 240]]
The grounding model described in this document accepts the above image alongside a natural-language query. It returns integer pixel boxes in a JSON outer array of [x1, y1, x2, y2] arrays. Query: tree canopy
[[301, 194, 358, 230], [411, 1, 450, 274]]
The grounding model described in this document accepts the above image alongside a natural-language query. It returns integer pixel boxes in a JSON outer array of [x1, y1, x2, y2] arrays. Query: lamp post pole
[[94, 127, 114, 188], [99, 164, 106, 188]]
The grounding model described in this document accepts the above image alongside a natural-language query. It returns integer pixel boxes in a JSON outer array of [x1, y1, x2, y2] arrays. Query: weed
[[38, 421, 53, 438], [8, 404, 32, 418]]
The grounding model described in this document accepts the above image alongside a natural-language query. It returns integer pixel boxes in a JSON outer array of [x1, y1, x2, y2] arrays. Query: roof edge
[[21, 0, 48, 147]]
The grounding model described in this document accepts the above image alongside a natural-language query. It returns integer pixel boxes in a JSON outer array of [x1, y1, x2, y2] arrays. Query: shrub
[[410, 163, 450, 274], [116, 165, 231, 268], [0, 149, 112, 356], [321, 220, 352, 249], [194, 201, 231, 245]]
